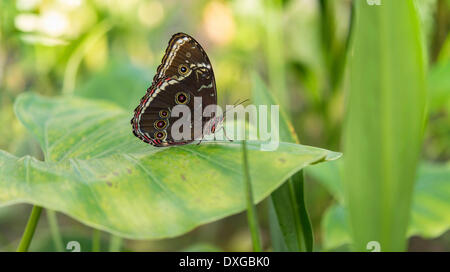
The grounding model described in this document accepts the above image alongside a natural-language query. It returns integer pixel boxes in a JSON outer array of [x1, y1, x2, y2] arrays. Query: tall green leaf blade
[[267, 201, 289, 251], [252, 74, 317, 252], [1, 93, 341, 239], [344, 1, 426, 251], [251, 74, 299, 144]]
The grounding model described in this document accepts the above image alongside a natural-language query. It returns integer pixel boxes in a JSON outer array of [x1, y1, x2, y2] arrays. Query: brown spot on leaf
[[181, 174, 186, 181], [113, 171, 119, 176], [127, 168, 132, 174], [106, 181, 113, 187], [279, 158, 286, 163]]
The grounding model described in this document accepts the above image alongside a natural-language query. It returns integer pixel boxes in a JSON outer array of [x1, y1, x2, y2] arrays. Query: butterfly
[[131, 33, 222, 147]]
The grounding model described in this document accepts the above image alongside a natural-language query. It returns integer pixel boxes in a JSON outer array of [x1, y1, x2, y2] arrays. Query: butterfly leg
[[196, 135, 205, 145], [221, 125, 233, 142], [197, 128, 207, 145]]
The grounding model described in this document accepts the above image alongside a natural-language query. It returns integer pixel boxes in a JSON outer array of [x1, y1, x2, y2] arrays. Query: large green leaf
[[307, 161, 450, 250], [0, 93, 340, 239], [252, 74, 314, 252], [343, 1, 426, 250]]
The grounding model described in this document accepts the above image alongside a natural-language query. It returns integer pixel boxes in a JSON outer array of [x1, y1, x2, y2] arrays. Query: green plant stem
[[287, 179, 306, 251], [47, 210, 64, 252], [242, 140, 262, 252], [108, 235, 122, 252], [92, 229, 101, 252], [17, 205, 42, 252]]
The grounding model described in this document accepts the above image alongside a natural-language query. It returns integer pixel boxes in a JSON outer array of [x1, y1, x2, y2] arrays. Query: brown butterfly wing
[[153, 33, 214, 84], [131, 33, 217, 146]]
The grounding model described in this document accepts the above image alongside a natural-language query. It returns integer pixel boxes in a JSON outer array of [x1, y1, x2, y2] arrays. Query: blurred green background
[[0, 0, 448, 251]]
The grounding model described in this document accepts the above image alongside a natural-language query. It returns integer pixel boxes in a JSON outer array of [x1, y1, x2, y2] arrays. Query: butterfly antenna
[[232, 98, 241, 106], [220, 98, 250, 117], [235, 98, 250, 106]]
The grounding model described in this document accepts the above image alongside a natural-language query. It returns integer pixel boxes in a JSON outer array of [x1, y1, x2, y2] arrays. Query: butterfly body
[[131, 33, 218, 147]]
